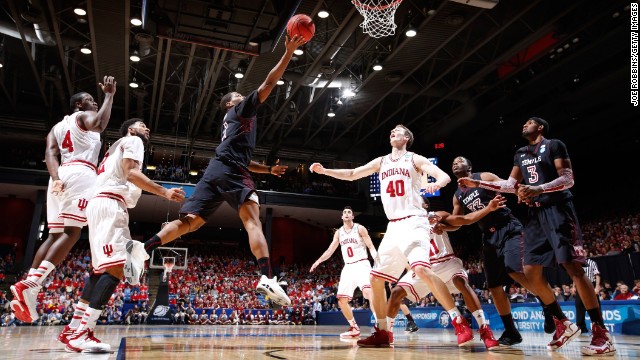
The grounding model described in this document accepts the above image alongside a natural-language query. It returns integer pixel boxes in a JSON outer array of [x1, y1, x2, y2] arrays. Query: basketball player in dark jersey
[[458, 117, 615, 356], [452, 156, 539, 346], [143, 34, 307, 308]]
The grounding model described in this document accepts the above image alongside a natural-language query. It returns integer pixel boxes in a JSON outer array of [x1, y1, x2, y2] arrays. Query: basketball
[[286, 14, 315, 43]]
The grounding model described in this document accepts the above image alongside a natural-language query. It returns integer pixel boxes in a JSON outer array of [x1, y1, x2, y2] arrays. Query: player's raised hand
[[309, 162, 325, 174], [310, 261, 320, 273], [99, 76, 116, 95], [487, 195, 507, 211], [285, 34, 306, 53]]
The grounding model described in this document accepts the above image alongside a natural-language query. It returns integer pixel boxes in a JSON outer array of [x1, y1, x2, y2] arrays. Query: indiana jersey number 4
[[61, 130, 74, 152], [385, 180, 405, 197]]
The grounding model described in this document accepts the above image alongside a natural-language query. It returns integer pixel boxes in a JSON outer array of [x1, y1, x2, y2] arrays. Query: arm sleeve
[[477, 176, 518, 194], [540, 168, 574, 192]]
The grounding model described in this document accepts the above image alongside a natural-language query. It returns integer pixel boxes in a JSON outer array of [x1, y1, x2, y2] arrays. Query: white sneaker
[[124, 240, 149, 285], [65, 329, 111, 353], [340, 326, 361, 338], [256, 275, 291, 306], [10, 280, 41, 322]]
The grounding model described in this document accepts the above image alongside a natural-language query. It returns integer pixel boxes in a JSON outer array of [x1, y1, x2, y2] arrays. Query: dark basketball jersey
[[455, 172, 512, 233], [513, 138, 572, 205], [215, 90, 259, 167]]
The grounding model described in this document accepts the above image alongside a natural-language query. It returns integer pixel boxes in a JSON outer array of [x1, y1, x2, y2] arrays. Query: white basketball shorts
[[337, 259, 372, 299]]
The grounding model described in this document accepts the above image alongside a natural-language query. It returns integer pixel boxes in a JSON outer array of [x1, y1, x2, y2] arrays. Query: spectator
[[614, 285, 638, 300]]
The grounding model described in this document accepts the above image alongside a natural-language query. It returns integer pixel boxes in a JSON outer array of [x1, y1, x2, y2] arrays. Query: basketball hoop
[[352, 0, 403, 38], [162, 257, 175, 282]]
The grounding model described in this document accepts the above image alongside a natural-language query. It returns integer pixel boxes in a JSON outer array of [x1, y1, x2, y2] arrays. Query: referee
[[575, 258, 601, 334]]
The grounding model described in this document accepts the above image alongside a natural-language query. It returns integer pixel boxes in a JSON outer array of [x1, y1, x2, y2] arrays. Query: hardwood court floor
[[1, 324, 637, 359]]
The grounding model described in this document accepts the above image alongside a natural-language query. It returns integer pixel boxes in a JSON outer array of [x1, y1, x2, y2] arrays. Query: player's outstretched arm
[[257, 36, 306, 103], [309, 157, 381, 181], [310, 231, 340, 272], [123, 159, 186, 202], [248, 159, 287, 177], [80, 76, 116, 132]]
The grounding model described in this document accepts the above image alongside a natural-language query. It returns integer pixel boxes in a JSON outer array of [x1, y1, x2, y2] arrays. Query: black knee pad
[[80, 273, 101, 302], [89, 273, 120, 309]]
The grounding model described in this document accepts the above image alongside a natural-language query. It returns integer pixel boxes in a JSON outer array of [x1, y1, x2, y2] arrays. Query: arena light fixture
[[342, 88, 356, 98], [405, 25, 417, 37], [130, 50, 140, 62], [327, 107, 336, 117], [234, 69, 244, 79], [74, 7, 86, 16], [276, 79, 285, 85], [372, 58, 383, 71], [293, 49, 304, 56], [129, 76, 139, 88], [80, 44, 92, 54], [318, 10, 329, 19], [131, 16, 142, 26]]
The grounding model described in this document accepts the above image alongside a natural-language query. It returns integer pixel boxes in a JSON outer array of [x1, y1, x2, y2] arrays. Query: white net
[[352, 0, 403, 38]]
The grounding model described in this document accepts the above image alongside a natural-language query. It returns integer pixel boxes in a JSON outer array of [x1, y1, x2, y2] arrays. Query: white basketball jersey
[[55, 112, 101, 166], [428, 228, 456, 264], [379, 152, 427, 220], [339, 223, 368, 264], [94, 136, 145, 208]]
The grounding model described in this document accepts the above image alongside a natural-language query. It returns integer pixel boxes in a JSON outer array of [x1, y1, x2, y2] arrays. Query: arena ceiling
[[0, 0, 637, 177]]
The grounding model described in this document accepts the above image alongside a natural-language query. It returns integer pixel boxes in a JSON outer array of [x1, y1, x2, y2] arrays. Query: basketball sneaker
[[452, 316, 474, 346], [10, 280, 41, 323], [257, 275, 291, 307], [479, 324, 500, 350], [356, 326, 391, 347], [581, 324, 616, 356], [65, 329, 111, 353], [340, 326, 361, 338], [405, 319, 419, 332], [547, 318, 581, 350], [57, 325, 76, 345], [497, 330, 523, 346], [124, 240, 149, 286]]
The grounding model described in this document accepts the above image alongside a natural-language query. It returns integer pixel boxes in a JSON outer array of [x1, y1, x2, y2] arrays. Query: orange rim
[[351, 0, 403, 11]]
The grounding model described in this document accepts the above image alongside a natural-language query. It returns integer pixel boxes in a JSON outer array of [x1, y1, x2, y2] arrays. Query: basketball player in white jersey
[[388, 195, 505, 349], [310, 124, 459, 347], [65, 119, 185, 353], [11, 77, 116, 325], [310, 206, 378, 338]]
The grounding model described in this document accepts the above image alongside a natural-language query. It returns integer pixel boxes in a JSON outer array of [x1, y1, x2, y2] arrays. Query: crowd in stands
[[1, 210, 639, 327]]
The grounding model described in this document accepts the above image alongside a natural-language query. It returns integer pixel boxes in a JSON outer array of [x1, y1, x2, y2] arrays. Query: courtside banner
[[358, 301, 640, 335]]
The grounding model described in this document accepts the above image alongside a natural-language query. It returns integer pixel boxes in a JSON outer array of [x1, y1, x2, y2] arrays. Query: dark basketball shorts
[[482, 219, 524, 288], [523, 199, 586, 267], [180, 158, 257, 220]]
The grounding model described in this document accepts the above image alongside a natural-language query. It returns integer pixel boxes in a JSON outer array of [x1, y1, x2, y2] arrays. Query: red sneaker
[[452, 316, 474, 346], [547, 318, 580, 350], [58, 325, 76, 345], [581, 324, 616, 356], [10, 280, 41, 323], [356, 326, 391, 347], [479, 324, 500, 350]]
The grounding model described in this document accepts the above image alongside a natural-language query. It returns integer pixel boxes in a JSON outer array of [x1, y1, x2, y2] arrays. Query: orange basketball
[[286, 14, 315, 43]]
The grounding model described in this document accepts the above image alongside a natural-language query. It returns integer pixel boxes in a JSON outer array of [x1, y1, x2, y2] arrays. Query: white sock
[[348, 318, 358, 328], [31, 261, 55, 285], [376, 319, 388, 331], [69, 302, 88, 329], [472, 309, 487, 327], [76, 307, 101, 333], [448, 308, 461, 322], [387, 316, 395, 329], [26, 268, 37, 281]]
